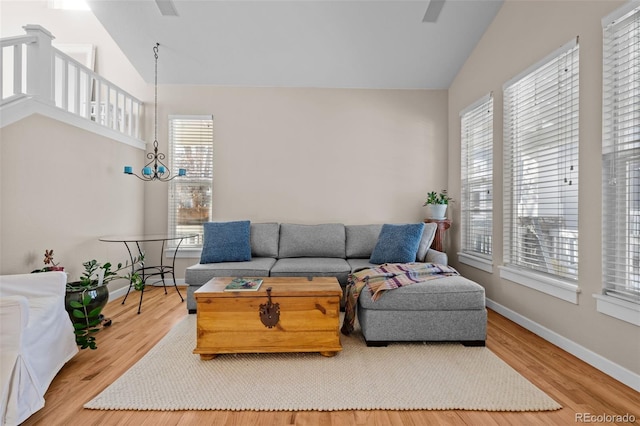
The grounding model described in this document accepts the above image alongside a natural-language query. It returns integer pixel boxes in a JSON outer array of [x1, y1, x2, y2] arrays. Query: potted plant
[[66, 257, 144, 349], [423, 190, 453, 219], [33, 249, 144, 349], [31, 249, 65, 273]]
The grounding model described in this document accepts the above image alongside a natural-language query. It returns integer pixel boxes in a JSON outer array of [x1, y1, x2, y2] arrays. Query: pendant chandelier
[[124, 43, 186, 181]]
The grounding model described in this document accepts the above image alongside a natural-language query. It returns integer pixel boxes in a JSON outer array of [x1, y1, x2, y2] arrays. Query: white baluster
[[94, 79, 101, 124], [0, 46, 4, 100], [13, 44, 22, 97], [104, 85, 111, 128], [83, 71, 91, 119], [73, 65, 80, 114], [60, 58, 68, 110]]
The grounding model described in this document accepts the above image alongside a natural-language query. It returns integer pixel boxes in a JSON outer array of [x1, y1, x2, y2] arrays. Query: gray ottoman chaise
[[357, 275, 487, 346], [185, 222, 486, 345]]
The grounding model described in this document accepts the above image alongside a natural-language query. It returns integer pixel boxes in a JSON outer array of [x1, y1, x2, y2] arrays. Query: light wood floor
[[23, 286, 639, 426]]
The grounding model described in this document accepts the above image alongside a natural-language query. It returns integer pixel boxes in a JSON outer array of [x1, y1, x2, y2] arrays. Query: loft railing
[[1, 25, 142, 139]]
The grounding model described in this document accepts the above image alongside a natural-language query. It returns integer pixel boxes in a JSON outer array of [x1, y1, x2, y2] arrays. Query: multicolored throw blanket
[[341, 262, 459, 335]]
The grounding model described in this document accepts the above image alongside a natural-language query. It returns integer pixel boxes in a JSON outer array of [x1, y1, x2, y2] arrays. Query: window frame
[[459, 93, 494, 273], [501, 38, 580, 304], [597, 3, 640, 326], [166, 114, 214, 256]]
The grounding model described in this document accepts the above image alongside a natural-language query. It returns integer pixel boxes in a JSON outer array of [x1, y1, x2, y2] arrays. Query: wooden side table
[[424, 219, 451, 252]]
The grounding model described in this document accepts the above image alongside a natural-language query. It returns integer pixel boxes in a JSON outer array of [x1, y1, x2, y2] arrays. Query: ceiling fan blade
[[422, 0, 446, 23], [155, 0, 178, 17]]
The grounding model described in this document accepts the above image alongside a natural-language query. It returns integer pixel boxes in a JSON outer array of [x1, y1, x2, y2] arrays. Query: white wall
[[144, 85, 449, 276], [448, 0, 639, 375], [0, 115, 145, 291]]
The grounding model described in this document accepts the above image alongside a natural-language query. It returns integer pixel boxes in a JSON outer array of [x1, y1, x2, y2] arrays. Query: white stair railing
[[1, 25, 143, 139], [0, 33, 35, 103]]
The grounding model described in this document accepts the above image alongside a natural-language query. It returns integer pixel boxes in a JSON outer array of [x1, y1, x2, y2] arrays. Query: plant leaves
[[72, 309, 86, 318], [88, 307, 102, 317]]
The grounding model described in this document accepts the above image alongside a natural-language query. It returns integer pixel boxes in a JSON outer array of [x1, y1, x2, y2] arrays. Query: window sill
[[499, 265, 580, 304], [164, 247, 202, 259], [458, 252, 493, 273], [593, 294, 640, 327]]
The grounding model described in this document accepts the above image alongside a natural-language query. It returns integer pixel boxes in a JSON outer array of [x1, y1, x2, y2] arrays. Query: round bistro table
[[99, 234, 196, 314]]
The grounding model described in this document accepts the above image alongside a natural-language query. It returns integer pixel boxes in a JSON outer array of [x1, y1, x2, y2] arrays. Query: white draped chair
[[0, 272, 78, 425]]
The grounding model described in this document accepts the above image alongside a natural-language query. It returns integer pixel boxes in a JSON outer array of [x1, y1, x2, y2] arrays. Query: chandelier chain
[[123, 42, 186, 181], [153, 43, 159, 146]]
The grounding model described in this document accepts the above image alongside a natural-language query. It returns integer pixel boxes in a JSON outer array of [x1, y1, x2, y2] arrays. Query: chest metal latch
[[259, 286, 280, 328]]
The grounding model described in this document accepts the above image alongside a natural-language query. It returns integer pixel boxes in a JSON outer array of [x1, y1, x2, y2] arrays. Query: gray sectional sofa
[[185, 222, 445, 313], [185, 221, 487, 346]]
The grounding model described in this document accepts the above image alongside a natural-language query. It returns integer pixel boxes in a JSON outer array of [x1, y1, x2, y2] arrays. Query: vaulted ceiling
[[88, 0, 503, 89]]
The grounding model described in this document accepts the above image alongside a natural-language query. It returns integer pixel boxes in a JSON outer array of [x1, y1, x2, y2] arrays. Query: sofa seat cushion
[[278, 223, 346, 258], [358, 275, 485, 311], [185, 258, 276, 286], [270, 258, 350, 284]]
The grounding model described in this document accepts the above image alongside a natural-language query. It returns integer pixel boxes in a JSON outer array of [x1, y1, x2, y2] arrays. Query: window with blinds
[[168, 115, 213, 248], [602, 5, 640, 304], [503, 39, 579, 284], [460, 94, 493, 261]]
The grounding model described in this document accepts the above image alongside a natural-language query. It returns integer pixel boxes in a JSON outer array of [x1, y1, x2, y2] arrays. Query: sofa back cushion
[[416, 222, 438, 262], [345, 224, 383, 258], [250, 222, 280, 258], [278, 223, 346, 258]]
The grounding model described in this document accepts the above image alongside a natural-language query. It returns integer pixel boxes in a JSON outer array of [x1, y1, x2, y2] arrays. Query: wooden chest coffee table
[[193, 277, 342, 359]]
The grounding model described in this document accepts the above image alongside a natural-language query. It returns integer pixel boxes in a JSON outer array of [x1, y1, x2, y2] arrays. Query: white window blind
[[168, 115, 213, 248], [503, 39, 579, 282], [602, 5, 640, 303], [460, 94, 493, 259]]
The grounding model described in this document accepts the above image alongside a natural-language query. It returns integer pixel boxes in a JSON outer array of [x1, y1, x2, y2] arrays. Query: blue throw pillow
[[369, 223, 426, 264], [200, 221, 252, 264]]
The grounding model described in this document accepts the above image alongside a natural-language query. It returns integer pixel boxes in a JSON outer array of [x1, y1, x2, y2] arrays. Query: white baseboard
[[485, 298, 640, 393], [107, 285, 129, 303]]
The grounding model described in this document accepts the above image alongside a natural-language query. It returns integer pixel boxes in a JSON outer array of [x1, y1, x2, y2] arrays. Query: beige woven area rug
[[85, 315, 561, 412]]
